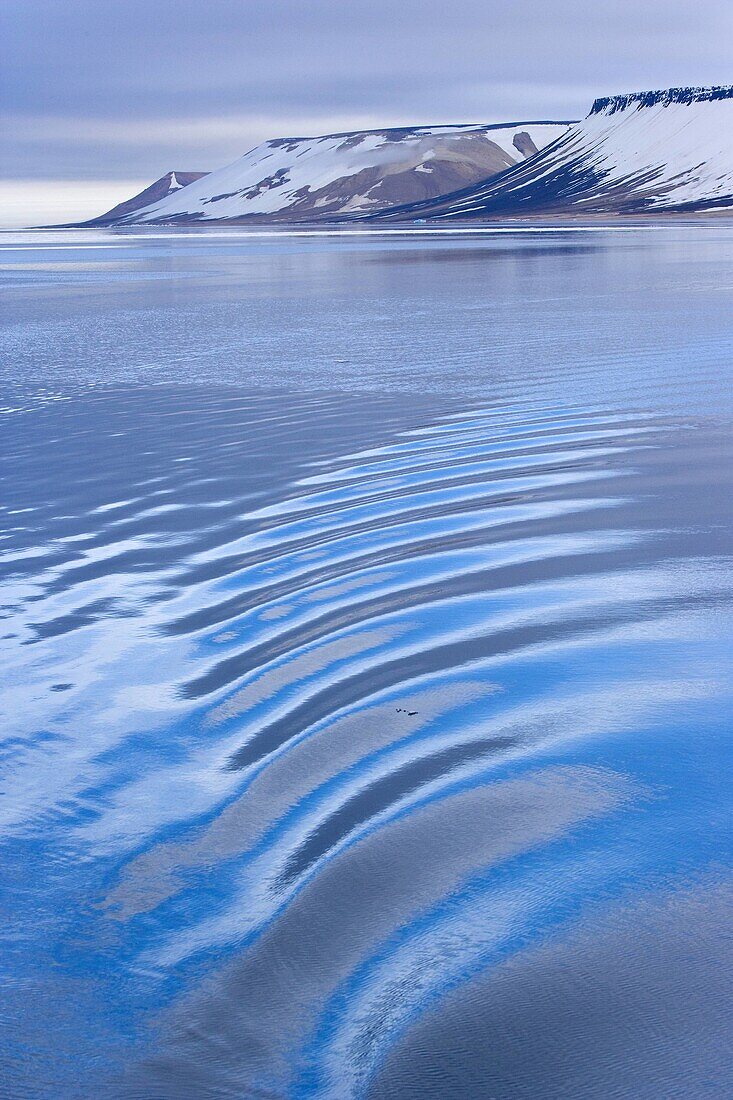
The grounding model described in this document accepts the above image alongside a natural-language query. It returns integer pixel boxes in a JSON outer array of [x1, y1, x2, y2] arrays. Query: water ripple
[[0, 383, 731, 1098]]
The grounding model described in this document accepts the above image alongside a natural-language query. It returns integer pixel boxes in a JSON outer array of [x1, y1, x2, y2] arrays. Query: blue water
[[1, 226, 732, 1098]]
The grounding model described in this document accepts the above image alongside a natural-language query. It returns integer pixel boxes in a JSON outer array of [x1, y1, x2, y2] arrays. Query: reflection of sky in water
[[0, 229, 732, 1097]]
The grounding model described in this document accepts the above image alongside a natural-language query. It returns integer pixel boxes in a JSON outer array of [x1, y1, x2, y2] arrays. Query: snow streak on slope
[[117, 124, 573, 224], [372, 87, 733, 219]]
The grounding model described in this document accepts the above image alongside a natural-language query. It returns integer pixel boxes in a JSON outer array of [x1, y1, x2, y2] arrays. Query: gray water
[[0, 225, 732, 1098]]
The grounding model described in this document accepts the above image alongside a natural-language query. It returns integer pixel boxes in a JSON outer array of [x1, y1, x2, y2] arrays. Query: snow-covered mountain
[[372, 87, 733, 219], [78, 87, 733, 226], [88, 171, 208, 224], [108, 123, 573, 224]]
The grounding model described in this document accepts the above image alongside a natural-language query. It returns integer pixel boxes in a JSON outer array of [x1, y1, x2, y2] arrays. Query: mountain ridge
[[589, 84, 733, 114], [87, 171, 209, 225], [77, 86, 733, 226], [364, 85, 733, 220], [90, 122, 574, 225]]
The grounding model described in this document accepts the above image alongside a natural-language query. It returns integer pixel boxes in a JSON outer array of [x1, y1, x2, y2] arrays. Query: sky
[[1, 0, 731, 224]]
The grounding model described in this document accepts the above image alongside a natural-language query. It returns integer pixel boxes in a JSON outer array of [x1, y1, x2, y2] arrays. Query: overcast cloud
[[1, 0, 731, 184]]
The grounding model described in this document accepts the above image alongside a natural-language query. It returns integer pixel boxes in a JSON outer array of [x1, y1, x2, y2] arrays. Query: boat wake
[[0, 384, 731, 1097]]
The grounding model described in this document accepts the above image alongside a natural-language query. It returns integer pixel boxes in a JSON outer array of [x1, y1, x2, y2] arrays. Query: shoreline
[[15, 209, 733, 233]]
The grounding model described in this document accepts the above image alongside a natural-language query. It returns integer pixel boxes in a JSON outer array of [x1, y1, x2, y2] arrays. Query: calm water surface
[[1, 226, 732, 1098]]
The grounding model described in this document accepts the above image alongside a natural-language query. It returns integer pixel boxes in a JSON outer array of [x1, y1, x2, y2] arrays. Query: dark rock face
[[85, 172, 209, 225], [512, 132, 539, 158], [590, 85, 733, 115]]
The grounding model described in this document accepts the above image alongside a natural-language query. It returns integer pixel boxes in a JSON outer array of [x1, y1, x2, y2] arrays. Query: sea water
[[1, 225, 732, 1097]]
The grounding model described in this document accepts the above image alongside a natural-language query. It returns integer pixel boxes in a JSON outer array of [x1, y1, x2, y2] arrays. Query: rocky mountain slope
[[369, 87, 733, 219], [88, 171, 209, 224], [104, 123, 573, 224]]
